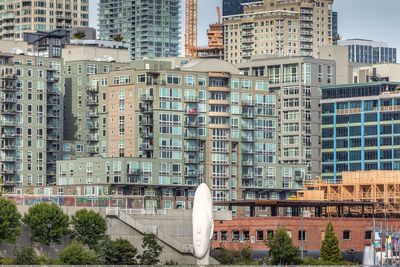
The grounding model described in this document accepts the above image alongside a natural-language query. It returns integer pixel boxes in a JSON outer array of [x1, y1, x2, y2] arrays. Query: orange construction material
[[185, 0, 198, 58], [298, 170, 400, 215]]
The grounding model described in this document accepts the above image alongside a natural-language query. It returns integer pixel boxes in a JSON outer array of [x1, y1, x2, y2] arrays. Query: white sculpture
[[192, 183, 214, 265]]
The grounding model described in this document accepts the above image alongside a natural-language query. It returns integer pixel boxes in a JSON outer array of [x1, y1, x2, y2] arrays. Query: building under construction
[[196, 7, 224, 59], [298, 170, 400, 216]]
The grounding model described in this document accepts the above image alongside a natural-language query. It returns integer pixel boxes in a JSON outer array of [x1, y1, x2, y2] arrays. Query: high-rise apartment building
[[223, 0, 334, 64], [321, 82, 400, 182], [0, 53, 63, 192], [339, 39, 397, 64], [0, 0, 89, 40], [63, 60, 130, 156], [53, 58, 307, 204], [98, 0, 180, 59], [238, 56, 336, 179]]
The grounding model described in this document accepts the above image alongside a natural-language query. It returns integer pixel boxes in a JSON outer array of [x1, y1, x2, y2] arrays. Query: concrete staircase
[[108, 208, 193, 254]]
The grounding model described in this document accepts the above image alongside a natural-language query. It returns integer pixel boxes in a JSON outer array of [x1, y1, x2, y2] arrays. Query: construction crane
[[216, 6, 221, 24], [185, 0, 198, 58]]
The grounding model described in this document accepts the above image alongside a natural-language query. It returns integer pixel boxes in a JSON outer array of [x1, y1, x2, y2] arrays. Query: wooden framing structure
[[298, 171, 400, 216]]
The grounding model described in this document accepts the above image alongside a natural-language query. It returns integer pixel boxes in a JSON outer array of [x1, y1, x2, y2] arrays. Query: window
[[298, 230, 306, 241], [221, 231, 228, 241], [364, 230, 372, 240], [86, 64, 98, 74], [232, 230, 240, 241], [343, 230, 351, 240], [256, 230, 264, 241], [266, 229, 274, 239], [318, 64, 323, 82]]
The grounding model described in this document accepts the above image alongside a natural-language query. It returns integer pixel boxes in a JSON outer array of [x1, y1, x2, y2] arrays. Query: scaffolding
[[297, 171, 400, 216]]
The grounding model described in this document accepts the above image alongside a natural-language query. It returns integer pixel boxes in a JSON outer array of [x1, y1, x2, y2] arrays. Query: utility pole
[[300, 207, 304, 259]]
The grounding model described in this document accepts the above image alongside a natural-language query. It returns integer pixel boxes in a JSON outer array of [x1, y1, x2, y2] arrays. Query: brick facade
[[212, 217, 400, 253]]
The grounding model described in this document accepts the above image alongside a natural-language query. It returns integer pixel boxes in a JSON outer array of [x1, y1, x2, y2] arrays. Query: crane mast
[[185, 0, 198, 58]]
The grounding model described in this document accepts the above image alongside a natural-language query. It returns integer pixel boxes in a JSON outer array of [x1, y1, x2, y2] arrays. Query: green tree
[[72, 31, 86, 39], [59, 242, 97, 265], [71, 209, 107, 249], [0, 198, 21, 244], [113, 34, 123, 42], [97, 238, 138, 264], [23, 202, 69, 245], [321, 222, 342, 263], [14, 247, 39, 265], [266, 227, 299, 265], [139, 233, 163, 265], [212, 246, 258, 265]]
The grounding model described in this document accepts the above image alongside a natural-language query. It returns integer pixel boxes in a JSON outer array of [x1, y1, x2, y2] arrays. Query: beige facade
[[62, 44, 130, 63], [223, 0, 334, 64], [318, 45, 368, 84], [354, 64, 400, 84], [0, 0, 89, 40]]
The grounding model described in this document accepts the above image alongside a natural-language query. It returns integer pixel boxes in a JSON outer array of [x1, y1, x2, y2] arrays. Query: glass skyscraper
[[321, 82, 400, 182], [222, 0, 258, 16], [99, 0, 180, 59]]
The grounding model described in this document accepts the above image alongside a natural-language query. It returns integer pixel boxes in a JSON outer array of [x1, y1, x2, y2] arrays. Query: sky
[[89, 0, 400, 53]]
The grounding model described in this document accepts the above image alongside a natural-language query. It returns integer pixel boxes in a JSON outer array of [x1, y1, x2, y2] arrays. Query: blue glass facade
[[222, 0, 258, 16], [332, 12, 339, 45], [347, 44, 397, 64], [321, 82, 400, 182]]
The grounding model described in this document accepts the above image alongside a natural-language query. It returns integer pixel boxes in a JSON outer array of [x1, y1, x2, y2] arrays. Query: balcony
[[87, 98, 98, 106], [184, 132, 198, 139], [47, 123, 59, 129], [140, 131, 153, 139], [184, 145, 198, 152], [185, 170, 198, 177], [87, 134, 99, 142], [0, 168, 15, 174], [46, 147, 58, 152], [1, 144, 16, 150], [242, 124, 254, 130], [47, 134, 60, 141], [88, 146, 99, 154], [140, 94, 154, 102], [87, 111, 99, 118], [140, 106, 153, 113], [0, 97, 16, 103], [1, 132, 18, 139], [242, 112, 254, 119], [141, 118, 153, 126], [0, 156, 15, 162], [242, 173, 255, 179], [127, 169, 142, 176], [87, 122, 99, 129], [47, 77, 59, 84], [242, 136, 254, 142], [242, 148, 255, 155], [140, 143, 153, 150], [1, 85, 17, 91], [87, 85, 99, 93], [1, 74, 16, 80], [0, 121, 16, 127], [242, 100, 255, 107], [185, 108, 198, 116], [184, 96, 199, 103], [185, 157, 198, 164], [0, 108, 17, 115], [184, 121, 199, 128]]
